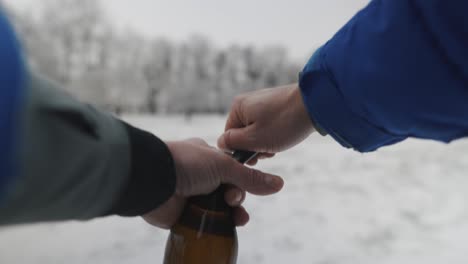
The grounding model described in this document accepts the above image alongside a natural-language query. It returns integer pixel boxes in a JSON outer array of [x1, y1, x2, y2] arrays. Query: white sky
[[7, 0, 369, 62]]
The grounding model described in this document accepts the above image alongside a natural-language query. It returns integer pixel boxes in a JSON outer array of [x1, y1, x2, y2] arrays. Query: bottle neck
[[174, 151, 256, 236], [189, 185, 230, 212], [177, 185, 235, 236]]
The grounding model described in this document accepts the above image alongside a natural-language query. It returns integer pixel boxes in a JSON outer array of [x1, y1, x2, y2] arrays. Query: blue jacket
[[300, 0, 468, 152], [0, 10, 24, 196]]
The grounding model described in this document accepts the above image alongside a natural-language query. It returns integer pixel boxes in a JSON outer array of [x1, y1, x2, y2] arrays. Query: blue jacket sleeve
[[299, 0, 468, 152], [0, 10, 25, 196]]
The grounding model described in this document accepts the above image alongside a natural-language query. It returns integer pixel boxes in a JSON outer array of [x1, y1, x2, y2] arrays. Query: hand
[[142, 138, 284, 229], [217, 83, 315, 165]]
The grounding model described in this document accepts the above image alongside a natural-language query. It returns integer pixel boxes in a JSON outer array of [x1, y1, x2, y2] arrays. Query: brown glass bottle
[[163, 151, 256, 264]]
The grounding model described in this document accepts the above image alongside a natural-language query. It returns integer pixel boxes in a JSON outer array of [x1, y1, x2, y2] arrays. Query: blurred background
[[2, 0, 468, 263], [0, 0, 367, 115]]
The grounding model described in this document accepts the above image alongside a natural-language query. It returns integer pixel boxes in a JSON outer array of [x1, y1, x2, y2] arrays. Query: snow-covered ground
[[1, 115, 468, 264]]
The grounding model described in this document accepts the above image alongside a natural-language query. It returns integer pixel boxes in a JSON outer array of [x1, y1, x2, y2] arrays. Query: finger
[[246, 153, 275, 166], [233, 206, 250, 226], [222, 161, 284, 196], [224, 186, 246, 207], [246, 158, 258, 166], [258, 153, 275, 159], [217, 126, 260, 152], [225, 96, 247, 131]]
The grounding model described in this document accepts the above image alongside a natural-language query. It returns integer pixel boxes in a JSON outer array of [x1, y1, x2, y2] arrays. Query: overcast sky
[[7, 0, 368, 62]]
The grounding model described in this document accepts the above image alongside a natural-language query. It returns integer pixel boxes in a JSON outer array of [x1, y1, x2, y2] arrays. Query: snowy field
[[1, 115, 468, 264]]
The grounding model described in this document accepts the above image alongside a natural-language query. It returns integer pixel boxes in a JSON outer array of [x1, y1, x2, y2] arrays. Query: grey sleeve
[[0, 73, 176, 225]]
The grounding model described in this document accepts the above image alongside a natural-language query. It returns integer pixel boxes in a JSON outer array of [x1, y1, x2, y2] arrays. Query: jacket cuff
[[299, 47, 405, 152], [108, 122, 176, 216]]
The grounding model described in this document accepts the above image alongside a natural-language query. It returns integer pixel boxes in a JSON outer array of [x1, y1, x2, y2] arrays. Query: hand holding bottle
[[143, 138, 283, 229]]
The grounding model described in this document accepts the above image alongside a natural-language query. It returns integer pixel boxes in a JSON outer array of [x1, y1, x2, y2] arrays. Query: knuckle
[[232, 95, 245, 108], [232, 96, 247, 116], [218, 155, 235, 182], [224, 130, 233, 149]]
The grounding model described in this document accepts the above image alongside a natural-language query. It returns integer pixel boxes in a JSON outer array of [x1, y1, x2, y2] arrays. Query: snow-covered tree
[[7, 1, 302, 114]]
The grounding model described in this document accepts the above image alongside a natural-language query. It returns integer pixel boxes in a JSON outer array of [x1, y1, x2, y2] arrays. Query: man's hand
[[143, 138, 284, 229], [217, 83, 315, 165]]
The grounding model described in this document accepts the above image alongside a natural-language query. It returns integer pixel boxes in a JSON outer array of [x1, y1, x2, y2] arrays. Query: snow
[[1, 115, 468, 264]]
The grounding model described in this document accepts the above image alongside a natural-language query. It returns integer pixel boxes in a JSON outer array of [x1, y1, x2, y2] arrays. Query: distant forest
[[6, 0, 303, 114]]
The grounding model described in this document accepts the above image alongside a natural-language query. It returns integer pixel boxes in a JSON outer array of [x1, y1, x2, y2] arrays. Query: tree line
[[7, 0, 302, 114]]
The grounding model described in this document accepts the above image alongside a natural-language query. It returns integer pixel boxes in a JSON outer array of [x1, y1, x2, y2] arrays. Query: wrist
[[295, 83, 327, 136], [290, 83, 316, 132], [165, 141, 182, 194], [108, 122, 176, 216]]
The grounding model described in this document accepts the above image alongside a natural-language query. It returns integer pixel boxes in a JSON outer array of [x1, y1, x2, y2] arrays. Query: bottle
[[163, 151, 257, 264]]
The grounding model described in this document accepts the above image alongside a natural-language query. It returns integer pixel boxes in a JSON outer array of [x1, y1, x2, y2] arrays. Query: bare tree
[[8, 1, 302, 115]]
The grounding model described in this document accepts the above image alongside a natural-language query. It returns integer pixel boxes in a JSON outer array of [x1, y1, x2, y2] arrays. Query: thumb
[[221, 161, 284, 196], [218, 126, 263, 152]]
